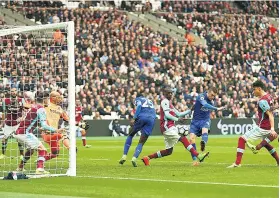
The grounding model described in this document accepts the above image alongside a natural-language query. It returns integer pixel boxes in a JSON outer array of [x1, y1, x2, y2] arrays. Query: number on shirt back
[[142, 99, 154, 108]]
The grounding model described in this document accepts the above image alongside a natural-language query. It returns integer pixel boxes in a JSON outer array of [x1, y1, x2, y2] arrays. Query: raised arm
[[37, 108, 57, 133]]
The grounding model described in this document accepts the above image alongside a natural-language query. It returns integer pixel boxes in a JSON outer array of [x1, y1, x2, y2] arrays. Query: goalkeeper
[[42, 91, 71, 161]]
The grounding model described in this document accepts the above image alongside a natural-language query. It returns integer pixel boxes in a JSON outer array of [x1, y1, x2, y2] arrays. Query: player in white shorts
[[0, 88, 26, 159], [228, 80, 278, 168], [142, 87, 209, 166], [14, 92, 64, 174]]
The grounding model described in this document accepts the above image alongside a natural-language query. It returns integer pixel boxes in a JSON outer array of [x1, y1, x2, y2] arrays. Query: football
[[78, 121, 89, 130], [177, 125, 189, 136]]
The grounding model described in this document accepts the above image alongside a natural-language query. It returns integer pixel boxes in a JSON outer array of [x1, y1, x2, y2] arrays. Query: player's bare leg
[[17, 142, 24, 160], [119, 127, 136, 165], [0, 138, 8, 159], [62, 134, 70, 150], [256, 134, 278, 151], [17, 149, 34, 172], [131, 134, 148, 167], [200, 128, 209, 152], [142, 147, 174, 166], [81, 129, 91, 148], [189, 133, 199, 166]]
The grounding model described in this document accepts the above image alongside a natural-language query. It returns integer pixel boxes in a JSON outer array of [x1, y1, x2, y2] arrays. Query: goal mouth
[[0, 22, 76, 178]]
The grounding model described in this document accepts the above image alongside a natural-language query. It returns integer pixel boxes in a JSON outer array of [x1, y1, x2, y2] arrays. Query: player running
[[189, 87, 225, 165], [142, 87, 209, 166], [14, 92, 64, 174], [0, 88, 25, 159], [119, 93, 156, 167], [227, 80, 278, 168], [75, 99, 91, 148]]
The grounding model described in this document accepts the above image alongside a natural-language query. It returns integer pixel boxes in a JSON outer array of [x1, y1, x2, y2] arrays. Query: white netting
[[0, 22, 75, 178]]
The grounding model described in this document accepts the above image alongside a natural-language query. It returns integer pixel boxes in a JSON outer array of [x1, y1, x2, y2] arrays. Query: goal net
[[0, 22, 76, 178]]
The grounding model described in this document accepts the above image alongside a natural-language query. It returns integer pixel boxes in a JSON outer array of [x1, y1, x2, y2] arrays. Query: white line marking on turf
[[76, 176, 278, 188], [155, 161, 277, 167], [89, 159, 109, 161], [85, 158, 277, 167]]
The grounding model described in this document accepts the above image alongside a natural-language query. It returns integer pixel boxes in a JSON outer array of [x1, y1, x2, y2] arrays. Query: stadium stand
[[0, 1, 278, 120]]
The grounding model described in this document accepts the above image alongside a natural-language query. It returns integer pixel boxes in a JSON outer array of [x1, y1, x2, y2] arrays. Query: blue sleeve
[[259, 100, 270, 112], [37, 108, 56, 132], [198, 95, 217, 110], [133, 100, 142, 119]]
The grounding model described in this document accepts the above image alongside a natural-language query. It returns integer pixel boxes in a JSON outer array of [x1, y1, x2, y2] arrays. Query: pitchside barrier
[[85, 118, 279, 137]]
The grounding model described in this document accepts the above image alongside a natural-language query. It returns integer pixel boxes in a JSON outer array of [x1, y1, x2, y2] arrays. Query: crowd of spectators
[[0, 1, 278, 120], [159, 1, 279, 17]]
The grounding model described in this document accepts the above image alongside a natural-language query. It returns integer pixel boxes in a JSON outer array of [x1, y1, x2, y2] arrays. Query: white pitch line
[[85, 158, 277, 167], [76, 176, 279, 188], [155, 161, 277, 167], [89, 159, 110, 161]]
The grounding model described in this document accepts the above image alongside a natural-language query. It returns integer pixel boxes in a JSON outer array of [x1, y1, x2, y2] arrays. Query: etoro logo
[[217, 119, 256, 135]]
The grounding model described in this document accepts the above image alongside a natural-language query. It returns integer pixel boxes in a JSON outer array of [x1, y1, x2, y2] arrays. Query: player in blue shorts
[[119, 93, 156, 167], [189, 87, 225, 165]]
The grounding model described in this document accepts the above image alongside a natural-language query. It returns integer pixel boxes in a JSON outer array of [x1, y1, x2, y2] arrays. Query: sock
[[235, 137, 246, 165], [44, 153, 58, 161], [264, 144, 279, 165], [2, 141, 7, 155], [148, 148, 173, 159], [82, 136, 86, 146], [133, 143, 143, 159], [179, 136, 199, 157], [256, 136, 276, 150], [123, 136, 133, 155], [201, 133, 208, 144], [191, 143, 197, 160], [19, 149, 34, 169], [18, 142, 24, 156], [37, 150, 47, 169]]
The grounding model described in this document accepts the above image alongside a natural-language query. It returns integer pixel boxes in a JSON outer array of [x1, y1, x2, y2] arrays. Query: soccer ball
[[78, 121, 89, 130], [79, 121, 87, 128], [177, 125, 189, 136]]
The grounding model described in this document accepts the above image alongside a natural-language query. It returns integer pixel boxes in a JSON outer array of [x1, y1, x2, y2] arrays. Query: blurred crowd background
[[0, 0, 278, 120]]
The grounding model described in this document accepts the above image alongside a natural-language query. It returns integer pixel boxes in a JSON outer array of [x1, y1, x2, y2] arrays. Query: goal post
[[0, 21, 76, 178]]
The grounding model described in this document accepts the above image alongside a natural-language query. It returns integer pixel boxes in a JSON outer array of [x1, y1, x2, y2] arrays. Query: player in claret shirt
[[228, 80, 278, 168], [75, 99, 91, 148], [15, 92, 64, 174], [0, 88, 26, 159], [142, 87, 209, 166]]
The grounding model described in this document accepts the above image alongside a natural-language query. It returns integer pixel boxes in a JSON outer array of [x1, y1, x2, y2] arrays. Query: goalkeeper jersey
[[45, 103, 64, 129]]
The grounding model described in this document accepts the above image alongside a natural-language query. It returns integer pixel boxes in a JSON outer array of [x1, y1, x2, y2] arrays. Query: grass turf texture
[[0, 135, 278, 198]]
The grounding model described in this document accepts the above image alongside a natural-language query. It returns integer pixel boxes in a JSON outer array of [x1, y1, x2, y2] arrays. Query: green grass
[[0, 136, 279, 198]]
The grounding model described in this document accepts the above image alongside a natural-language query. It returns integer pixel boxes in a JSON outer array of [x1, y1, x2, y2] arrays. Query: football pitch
[[0, 135, 278, 198]]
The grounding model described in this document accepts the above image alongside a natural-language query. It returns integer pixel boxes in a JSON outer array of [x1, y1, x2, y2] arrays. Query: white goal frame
[[0, 21, 76, 177]]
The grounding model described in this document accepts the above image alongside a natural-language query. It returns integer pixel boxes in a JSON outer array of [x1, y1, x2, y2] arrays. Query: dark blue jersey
[[193, 92, 216, 121]]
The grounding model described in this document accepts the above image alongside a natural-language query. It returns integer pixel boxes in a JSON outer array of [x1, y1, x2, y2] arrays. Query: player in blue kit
[[119, 94, 156, 167], [189, 87, 225, 165]]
